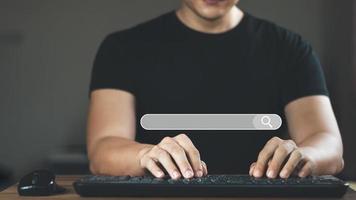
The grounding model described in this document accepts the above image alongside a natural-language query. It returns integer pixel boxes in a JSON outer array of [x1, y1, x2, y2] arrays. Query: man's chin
[[196, 10, 226, 21]]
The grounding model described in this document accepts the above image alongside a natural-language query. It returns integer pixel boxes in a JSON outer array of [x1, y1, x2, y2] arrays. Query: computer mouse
[[17, 169, 65, 196]]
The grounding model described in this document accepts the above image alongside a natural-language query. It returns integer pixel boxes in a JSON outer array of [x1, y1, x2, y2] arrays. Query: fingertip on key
[[185, 170, 194, 178], [196, 170, 203, 177], [253, 170, 262, 177], [172, 171, 180, 179], [280, 170, 288, 178], [267, 170, 274, 178], [156, 171, 164, 178]]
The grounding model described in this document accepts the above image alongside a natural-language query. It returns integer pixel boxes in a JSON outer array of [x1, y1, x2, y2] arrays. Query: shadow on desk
[[0, 165, 13, 192]]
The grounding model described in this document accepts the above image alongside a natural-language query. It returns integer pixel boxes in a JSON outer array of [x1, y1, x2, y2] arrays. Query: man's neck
[[176, 6, 244, 34]]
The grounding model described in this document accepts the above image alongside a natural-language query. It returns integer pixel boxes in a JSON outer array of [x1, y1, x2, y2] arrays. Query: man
[[87, 0, 344, 180]]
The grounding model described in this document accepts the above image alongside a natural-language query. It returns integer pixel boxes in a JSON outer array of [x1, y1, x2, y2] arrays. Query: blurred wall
[[0, 0, 354, 180]]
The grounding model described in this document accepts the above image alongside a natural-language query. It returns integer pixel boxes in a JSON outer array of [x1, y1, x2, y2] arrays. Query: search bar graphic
[[141, 114, 282, 131]]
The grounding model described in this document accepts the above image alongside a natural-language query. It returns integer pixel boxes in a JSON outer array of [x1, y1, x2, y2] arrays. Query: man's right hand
[[139, 133, 207, 179]]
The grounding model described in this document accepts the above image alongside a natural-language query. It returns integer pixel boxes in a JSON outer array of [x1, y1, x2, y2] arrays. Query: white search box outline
[[140, 114, 282, 131]]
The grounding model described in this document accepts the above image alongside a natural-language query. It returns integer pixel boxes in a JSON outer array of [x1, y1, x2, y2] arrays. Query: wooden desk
[[1, 175, 355, 200]]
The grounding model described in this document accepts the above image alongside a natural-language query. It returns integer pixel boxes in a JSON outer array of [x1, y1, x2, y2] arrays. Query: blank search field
[[140, 114, 282, 131]]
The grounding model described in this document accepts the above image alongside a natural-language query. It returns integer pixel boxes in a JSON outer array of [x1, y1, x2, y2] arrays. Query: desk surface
[[1, 175, 355, 200]]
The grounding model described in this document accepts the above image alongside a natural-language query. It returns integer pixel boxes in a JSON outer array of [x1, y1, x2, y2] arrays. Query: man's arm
[[285, 95, 344, 176], [250, 95, 344, 178], [87, 89, 207, 178], [87, 89, 147, 176]]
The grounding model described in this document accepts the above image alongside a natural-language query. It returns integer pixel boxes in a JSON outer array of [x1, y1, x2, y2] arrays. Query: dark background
[[0, 0, 355, 184]]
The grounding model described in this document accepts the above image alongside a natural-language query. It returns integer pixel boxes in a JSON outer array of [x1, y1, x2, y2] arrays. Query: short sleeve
[[89, 33, 135, 96], [279, 30, 329, 107]]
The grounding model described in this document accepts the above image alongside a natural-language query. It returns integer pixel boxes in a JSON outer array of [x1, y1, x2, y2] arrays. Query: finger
[[201, 161, 208, 176], [267, 141, 296, 178], [174, 134, 203, 177], [159, 137, 194, 178], [249, 162, 256, 176], [298, 161, 314, 178], [253, 137, 281, 177], [143, 158, 165, 178], [279, 150, 303, 178], [150, 146, 181, 179]]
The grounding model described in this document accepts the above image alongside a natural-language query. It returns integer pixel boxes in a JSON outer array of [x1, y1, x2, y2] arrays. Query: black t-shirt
[[89, 11, 328, 174]]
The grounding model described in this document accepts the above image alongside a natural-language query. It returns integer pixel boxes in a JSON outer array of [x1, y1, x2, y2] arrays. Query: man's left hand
[[249, 136, 316, 178]]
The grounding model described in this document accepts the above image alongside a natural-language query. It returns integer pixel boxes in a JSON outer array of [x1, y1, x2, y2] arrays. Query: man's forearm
[[297, 132, 344, 175], [89, 136, 153, 176]]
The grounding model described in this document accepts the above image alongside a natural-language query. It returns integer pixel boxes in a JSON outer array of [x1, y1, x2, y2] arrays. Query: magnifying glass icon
[[261, 116, 273, 128]]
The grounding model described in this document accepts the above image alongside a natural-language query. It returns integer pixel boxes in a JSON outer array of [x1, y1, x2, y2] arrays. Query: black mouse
[[17, 169, 65, 196]]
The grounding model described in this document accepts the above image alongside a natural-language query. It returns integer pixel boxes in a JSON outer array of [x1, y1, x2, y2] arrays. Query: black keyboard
[[73, 174, 348, 197]]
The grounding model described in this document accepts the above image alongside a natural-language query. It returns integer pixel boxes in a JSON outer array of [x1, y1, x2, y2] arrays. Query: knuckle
[[266, 138, 273, 145], [151, 145, 161, 152], [284, 139, 296, 147], [266, 137, 281, 147], [280, 142, 289, 149], [150, 145, 157, 153], [176, 133, 188, 140], [272, 136, 281, 143], [171, 146, 184, 155], [158, 150, 168, 157], [155, 147, 168, 157], [161, 136, 173, 143], [276, 146, 288, 155], [266, 139, 273, 146], [288, 139, 296, 145]]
